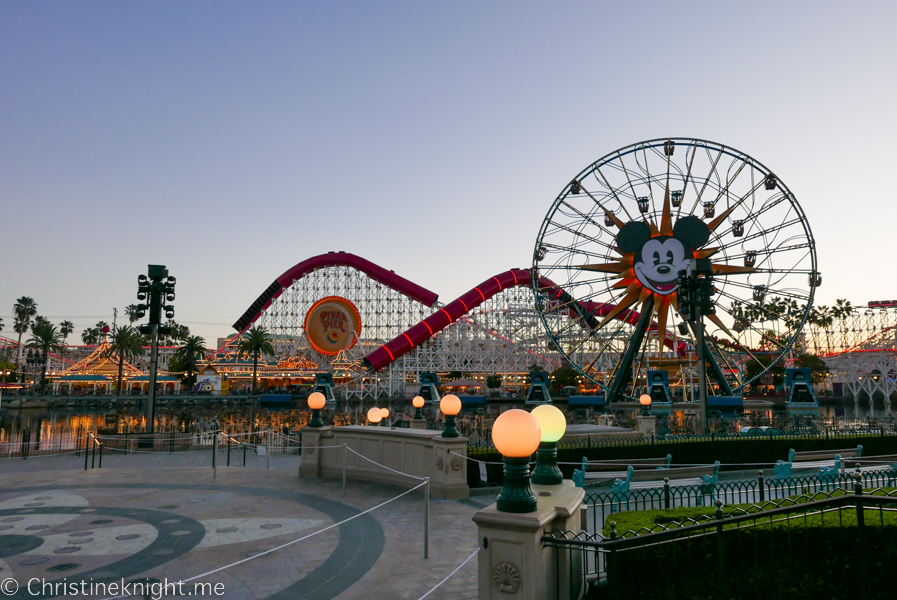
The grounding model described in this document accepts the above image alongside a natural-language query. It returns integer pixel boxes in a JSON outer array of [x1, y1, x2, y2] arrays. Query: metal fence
[[580, 468, 897, 534], [544, 484, 897, 599]]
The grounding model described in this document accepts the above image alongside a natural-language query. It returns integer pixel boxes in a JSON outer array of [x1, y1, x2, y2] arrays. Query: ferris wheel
[[532, 138, 819, 401]]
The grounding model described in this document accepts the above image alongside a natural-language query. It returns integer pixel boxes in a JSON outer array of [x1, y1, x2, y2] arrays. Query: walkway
[[0, 453, 483, 599]]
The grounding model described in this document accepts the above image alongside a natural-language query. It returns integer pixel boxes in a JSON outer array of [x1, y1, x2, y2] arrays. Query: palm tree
[[237, 326, 275, 394], [0, 316, 4, 334], [172, 335, 209, 388], [81, 327, 100, 346], [59, 321, 74, 365], [125, 304, 142, 325], [25, 321, 63, 391], [102, 326, 145, 392], [12, 297, 37, 374]]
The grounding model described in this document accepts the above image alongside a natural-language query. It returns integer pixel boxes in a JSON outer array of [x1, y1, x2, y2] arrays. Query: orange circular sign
[[304, 296, 362, 356]]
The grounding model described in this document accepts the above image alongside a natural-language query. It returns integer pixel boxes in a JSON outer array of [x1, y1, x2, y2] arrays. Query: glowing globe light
[[492, 409, 541, 458], [381, 407, 390, 418], [531, 405, 567, 443], [307, 391, 326, 427], [440, 394, 461, 416], [308, 392, 326, 410], [367, 407, 382, 424], [492, 409, 541, 512], [439, 394, 462, 437], [639, 393, 652, 416], [530, 405, 566, 485], [412, 395, 425, 420]]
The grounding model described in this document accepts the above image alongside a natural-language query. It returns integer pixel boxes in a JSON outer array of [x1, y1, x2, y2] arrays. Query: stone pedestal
[[296, 425, 469, 499], [409, 419, 428, 430], [473, 480, 584, 600], [297, 426, 331, 477], [637, 414, 656, 436]]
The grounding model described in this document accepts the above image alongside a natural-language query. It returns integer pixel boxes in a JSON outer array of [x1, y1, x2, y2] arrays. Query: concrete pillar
[[298, 426, 332, 477], [637, 414, 656, 436], [409, 419, 428, 430], [473, 481, 584, 600], [430, 436, 469, 499]]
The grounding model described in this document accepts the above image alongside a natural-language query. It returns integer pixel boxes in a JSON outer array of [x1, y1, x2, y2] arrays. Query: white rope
[[345, 446, 426, 481], [417, 546, 481, 599], [451, 451, 504, 465], [96, 480, 427, 600]]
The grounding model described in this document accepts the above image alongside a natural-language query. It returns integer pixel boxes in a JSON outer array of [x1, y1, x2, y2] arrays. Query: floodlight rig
[[135, 265, 176, 434]]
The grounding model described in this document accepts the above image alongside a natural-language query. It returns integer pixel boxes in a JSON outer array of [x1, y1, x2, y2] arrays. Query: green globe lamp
[[412, 395, 425, 420], [530, 404, 567, 485], [493, 409, 542, 513], [367, 407, 382, 425], [307, 392, 326, 427], [440, 394, 461, 437]]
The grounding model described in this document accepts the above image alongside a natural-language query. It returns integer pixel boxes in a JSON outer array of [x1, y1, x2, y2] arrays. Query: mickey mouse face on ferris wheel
[[616, 216, 710, 296]]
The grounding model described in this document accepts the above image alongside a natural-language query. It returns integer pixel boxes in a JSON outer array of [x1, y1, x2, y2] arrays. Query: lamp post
[[308, 391, 326, 427], [380, 407, 390, 427], [493, 409, 541, 513], [367, 407, 382, 425], [639, 393, 653, 416], [530, 404, 567, 485], [439, 394, 461, 437], [412, 395, 425, 420]]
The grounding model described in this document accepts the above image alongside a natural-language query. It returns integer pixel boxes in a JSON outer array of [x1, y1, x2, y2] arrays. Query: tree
[[796, 352, 830, 384], [124, 304, 142, 325], [25, 320, 63, 391], [550, 367, 580, 391], [59, 321, 74, 364], [237, 326, 275, 394], [744, 354, 785, 388], [102, 326, 145, 392], [0, 316, 3, 334], [172, 335, 208, 388], [81, 327, 100, 346], [12, 297, 37, 374], [486, 374, 503, 389]]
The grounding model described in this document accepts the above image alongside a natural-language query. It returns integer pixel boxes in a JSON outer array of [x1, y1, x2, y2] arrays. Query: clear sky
[[2, 1, 895, 346]]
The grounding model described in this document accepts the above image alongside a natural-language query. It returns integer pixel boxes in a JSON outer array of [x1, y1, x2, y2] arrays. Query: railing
[[580, 468, 897, 535], [544, 483, 897, 599]]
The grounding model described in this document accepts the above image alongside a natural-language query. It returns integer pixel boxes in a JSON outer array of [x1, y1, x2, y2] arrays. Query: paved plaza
[[0, 454, 489, 599]]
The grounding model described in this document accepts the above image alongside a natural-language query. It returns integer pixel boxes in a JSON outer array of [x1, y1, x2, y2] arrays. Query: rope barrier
[[417, 546, 481, 600], [96, 480, 428, 600], [345, 446, 427, 481]]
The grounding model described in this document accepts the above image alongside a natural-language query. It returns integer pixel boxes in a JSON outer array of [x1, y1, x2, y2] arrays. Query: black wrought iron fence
[[544, 485, 897, 600], [580, 468, 897, 535]]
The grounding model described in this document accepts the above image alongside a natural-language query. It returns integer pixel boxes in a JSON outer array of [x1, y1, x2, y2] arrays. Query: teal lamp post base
[[531, 441, 563, 485], [414, 408, 424, 420], [309, 409, 324, 428], [496, 456, 537, 513], [442, 415, 459, 438]]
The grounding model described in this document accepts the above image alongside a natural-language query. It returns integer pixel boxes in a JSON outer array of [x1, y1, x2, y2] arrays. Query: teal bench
[[773, 446, 863, 479], [572, 455, 672, 487]]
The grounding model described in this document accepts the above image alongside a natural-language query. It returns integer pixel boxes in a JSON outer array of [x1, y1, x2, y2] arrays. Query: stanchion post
[[424, 477, 430, 559], [243, 443, 247, 467], [98, 443, 103, 469], [342, 443, 347, 497], [213, 431, 218, 478], [266, 443, 270, 470], [84, 439, 89, 471], [227, 436, 231, 467]]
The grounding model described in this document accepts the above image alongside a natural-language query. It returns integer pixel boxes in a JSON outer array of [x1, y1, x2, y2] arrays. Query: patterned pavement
[[0, 454, 485, 599]]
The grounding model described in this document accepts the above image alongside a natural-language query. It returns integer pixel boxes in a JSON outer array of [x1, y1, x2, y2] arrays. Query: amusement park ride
[[219, 138, 891, 409]]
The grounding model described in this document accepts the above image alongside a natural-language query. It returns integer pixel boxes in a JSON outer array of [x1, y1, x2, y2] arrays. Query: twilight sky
[[2, 1, 896, 347]]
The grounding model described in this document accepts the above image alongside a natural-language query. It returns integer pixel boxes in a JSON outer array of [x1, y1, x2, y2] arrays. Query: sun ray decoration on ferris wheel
[[532, 138, 820, 402]]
